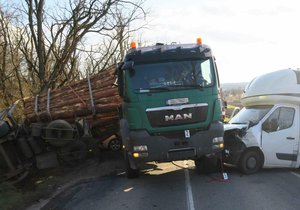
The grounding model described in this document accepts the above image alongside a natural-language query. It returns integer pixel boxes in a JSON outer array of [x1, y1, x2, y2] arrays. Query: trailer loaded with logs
[[0, 66, 121, 183]]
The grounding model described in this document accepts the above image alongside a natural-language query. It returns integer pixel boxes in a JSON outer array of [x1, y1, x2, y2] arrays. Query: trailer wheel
[[108, 138, 122, 151], [125, 152, 139, 179], [10, 170, 29, 184], [195, 156, 219, 174], [60, 140, 87, 165], [239, 150, 263, 174]]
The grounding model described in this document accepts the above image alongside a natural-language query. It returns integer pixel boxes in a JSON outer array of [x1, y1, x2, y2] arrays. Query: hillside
[[221, 82, 248, 91]]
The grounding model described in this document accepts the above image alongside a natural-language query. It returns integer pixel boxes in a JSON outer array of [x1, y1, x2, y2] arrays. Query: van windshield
[[230, 105, 273, 125], [130, 58, 215, 92]]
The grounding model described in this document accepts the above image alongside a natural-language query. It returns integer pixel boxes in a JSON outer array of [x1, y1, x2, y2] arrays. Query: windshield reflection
[[230, 106, 273, 125], [130, 58, 214, 92]]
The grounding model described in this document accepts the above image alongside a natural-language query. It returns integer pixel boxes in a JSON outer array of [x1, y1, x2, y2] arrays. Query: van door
[[261, 105, 299, 167]]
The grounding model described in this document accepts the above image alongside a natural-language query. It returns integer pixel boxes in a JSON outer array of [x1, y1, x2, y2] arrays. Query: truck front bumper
[[124, 121, 224, 163]]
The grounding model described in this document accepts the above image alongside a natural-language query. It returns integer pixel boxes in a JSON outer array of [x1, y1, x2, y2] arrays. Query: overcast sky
[[5, 0, 300, 83], [137, 0, 300, 83]]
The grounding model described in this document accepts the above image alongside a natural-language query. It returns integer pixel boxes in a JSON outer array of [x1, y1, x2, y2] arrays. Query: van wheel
[[109, 138, 122, 151], [125, 152, 139, 179], [239, 150, 263, 174], [195, 156, 218, 174]]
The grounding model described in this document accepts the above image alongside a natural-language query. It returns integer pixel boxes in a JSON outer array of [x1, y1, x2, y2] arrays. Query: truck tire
[[195, 156, 219, 174], [239, 150, 263, 174], [125, 152, 139, 179]]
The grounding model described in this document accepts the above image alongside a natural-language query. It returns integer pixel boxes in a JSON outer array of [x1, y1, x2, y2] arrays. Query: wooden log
[[24, 80, 117, 108], [23, 68, 116, 105], [26, 103, 120, 122], [24, 84, 118, 111], [24, 66, 122, 140]]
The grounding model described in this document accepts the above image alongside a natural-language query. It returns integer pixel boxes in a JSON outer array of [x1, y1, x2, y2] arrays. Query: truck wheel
[[125, 152, 139, 179], [239, 150, 263, 174], [195, 156, 218, 174]]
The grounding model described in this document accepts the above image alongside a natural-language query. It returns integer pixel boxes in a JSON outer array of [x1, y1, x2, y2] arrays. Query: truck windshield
[[130, 58, 214, 92], [230, 105, 273, 125]]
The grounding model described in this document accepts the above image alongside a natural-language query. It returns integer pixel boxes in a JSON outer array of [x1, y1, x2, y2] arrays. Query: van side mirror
[[262, 119, 278, 133], [247, 120, 255, 129], [262, 122, 269, 133]]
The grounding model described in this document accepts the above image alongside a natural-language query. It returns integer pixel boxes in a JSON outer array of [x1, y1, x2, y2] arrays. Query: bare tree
[[0, 7, 25, 107], [0, 0, 148, 110], [19, 0, 147, 94], [84, 1, 148, 75], [0, 10, 12, 106]]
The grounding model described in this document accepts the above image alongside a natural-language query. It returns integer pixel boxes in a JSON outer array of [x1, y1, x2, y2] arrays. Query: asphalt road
[[42, 161, 300, 210]]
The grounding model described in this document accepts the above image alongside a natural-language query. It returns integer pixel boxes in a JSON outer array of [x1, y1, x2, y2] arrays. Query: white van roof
[[241, 69, 300, 106]]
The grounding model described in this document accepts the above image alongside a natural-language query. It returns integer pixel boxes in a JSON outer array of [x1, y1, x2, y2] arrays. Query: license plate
[[185, 130, 190, 138]]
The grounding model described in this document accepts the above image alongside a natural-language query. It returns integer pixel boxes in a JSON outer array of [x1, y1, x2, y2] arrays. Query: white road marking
[[184, 161, 195, 210], [290, 171, 300, 178]]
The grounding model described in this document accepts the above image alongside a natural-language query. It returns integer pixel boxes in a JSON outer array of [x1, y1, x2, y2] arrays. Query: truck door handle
[[286, 137, 295, 140]]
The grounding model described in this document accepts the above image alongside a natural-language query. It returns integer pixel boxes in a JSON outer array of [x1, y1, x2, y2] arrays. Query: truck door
[[261, 106, 299, 167]]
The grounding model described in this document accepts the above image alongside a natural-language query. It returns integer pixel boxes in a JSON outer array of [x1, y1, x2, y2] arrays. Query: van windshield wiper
[[230, 122, 247, 124]]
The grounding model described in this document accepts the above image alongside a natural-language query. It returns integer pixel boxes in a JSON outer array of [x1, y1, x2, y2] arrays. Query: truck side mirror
[[122, 61, 135, 76], [117, 66, 124, 97], [121, 61, 134, 71], [117, 61, 135, 97]]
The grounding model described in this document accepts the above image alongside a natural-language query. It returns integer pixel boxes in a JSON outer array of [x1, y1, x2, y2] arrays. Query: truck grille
[[146, 103, 208, 127], [152, 127, 207, 139]]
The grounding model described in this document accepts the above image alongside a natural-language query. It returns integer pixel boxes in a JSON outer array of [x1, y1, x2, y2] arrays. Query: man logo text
[[165, 113, 192, 121]]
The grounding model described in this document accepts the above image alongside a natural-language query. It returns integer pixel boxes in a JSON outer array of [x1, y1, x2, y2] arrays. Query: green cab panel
[[125, 87, 220, 133]]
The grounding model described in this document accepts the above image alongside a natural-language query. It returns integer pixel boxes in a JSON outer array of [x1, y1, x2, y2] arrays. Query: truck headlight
[[133, 145, 148, 152]]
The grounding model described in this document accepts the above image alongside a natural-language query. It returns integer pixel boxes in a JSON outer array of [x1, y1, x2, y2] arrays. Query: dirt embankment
[[0, 151, 124, 210]]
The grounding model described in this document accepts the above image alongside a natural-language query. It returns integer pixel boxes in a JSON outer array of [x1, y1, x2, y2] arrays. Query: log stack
[[23, 66, 121, 137]]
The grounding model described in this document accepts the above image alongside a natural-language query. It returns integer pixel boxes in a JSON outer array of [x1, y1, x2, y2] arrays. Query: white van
[[224, 69, 300, 174]]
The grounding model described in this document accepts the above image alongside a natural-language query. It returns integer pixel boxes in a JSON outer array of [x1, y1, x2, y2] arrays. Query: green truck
[[117, 39, 224, 178]]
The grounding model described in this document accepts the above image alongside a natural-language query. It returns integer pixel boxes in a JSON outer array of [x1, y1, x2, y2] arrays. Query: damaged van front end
[[223, 105, 273, 173], [223, 124, 259, 165]]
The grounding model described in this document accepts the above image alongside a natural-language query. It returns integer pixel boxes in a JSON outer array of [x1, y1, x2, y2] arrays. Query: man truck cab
[[118, 39, 224, 178], [224, 69, 300, 174]]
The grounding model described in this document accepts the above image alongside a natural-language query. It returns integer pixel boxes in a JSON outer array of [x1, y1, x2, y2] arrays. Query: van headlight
[[212, 137, 224, 144], [133, 145, 148, 152]]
